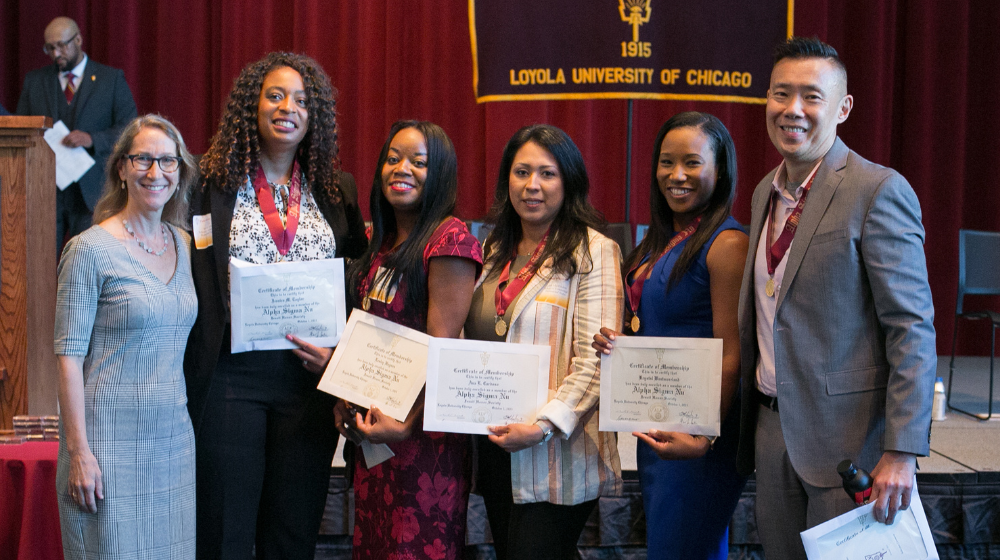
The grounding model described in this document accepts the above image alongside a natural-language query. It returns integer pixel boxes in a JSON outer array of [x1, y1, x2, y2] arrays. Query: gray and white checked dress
[[54, 224, 197, 559]]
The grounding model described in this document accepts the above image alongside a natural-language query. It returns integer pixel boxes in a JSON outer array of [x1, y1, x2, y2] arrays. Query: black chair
[[947, 229, 1000, 419], [605, 223, 633, 254], [467, 221, 494, 245]]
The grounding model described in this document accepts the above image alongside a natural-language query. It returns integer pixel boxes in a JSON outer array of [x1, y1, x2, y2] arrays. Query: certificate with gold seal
[[423, 338, 550, 435], [229, 257, 346, 353], [599, 336, 722, 435], [317, 310, 430, 422]]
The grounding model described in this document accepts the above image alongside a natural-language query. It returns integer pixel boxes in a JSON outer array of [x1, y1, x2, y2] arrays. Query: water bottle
[[932, 377, 947, 421], [837, 459, 873, 505]]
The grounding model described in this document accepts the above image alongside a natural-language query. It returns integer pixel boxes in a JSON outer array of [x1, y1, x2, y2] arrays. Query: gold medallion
[[495, 317, 508, 337], [765, 277, 776, 298], [630, 315, 641, 333], [362, 296, 371, 311]]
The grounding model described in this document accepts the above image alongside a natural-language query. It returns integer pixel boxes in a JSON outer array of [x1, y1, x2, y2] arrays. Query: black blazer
[[183, 171, 367, 432], [16, 58, 138, 208]]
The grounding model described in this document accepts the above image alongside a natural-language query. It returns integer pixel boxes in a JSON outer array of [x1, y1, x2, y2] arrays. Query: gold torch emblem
[[619, 0, 652, 43]]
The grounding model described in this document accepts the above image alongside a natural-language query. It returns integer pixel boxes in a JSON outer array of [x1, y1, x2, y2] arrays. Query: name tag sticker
[[193, 214, 213, 249], [535, 283, 569, 309]]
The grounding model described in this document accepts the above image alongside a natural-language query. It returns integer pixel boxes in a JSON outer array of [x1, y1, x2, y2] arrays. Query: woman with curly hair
[[184, 52, 366, 560], [338, 120, 481, 559]]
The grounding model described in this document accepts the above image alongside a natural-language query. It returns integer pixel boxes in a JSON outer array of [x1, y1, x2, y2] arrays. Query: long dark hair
[[483, 124, 604, 279], [347, 120, 458, 312], [199, 51, 341, 203], [623, 112, 738, 289]]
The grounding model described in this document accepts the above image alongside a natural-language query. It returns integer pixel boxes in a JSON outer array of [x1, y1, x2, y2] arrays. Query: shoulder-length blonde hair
[[92, 114, 197, 227]]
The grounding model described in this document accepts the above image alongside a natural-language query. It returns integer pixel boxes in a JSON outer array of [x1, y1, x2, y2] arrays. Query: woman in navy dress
[[593, 112, 749, 560]]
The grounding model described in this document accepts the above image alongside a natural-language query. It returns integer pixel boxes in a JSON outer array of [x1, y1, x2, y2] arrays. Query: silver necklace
[[122, 219, 169, 257]]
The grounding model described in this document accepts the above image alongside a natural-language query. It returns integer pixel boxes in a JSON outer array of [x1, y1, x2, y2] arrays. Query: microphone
[[837, 459, 873, 505]]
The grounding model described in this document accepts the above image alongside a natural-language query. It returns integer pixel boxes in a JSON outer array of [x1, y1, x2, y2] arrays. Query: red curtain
[[3, 0, 998, 354]]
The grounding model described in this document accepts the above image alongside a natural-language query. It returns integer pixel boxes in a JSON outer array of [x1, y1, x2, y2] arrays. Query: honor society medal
[[362, 296, 372, 311], [495, 317, 508, 337], [630, 315, 640, 333], [765, 277, 776, 298]]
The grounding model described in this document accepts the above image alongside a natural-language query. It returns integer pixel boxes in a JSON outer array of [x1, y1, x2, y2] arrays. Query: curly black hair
[[200, 51, 341, 203]]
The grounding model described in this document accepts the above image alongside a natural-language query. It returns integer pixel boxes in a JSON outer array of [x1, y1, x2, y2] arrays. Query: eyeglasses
[[125, 154, 181, 173], [43, 33, 78, 55]]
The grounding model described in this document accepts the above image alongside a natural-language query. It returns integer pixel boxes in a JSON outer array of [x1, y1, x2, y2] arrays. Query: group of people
[[28, 13, 937, 560]]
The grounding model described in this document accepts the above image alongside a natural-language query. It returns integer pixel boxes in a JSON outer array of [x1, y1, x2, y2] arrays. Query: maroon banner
[[470, 0, 791, 104]]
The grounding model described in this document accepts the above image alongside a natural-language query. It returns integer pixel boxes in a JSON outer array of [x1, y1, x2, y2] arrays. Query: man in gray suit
[[736, 37, 936, 559], [17, 16, 137, 253]]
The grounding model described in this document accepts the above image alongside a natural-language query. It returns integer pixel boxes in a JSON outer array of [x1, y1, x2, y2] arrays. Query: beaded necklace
[[122, 218, 169, 257]]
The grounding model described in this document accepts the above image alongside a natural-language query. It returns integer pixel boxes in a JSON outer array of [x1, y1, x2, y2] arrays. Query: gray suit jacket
[[16, 58, 137, 209], [735, 137, 936, 487]]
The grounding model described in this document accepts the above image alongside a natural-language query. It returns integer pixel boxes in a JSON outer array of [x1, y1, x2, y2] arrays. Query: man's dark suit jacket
[[16, 58, 137, 209], [183, 172, 368, 433]]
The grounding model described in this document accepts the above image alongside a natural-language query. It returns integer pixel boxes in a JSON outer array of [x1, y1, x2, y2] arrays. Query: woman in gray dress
[[54, 114, 198, 559]]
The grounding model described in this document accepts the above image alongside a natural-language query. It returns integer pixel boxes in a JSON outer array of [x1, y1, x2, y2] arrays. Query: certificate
[[424, 338, 550, 435], [800, 481, 938, 560], [229, 257, 346, 353], [599, 336, 722, 435], [317, 310, 430, 422]]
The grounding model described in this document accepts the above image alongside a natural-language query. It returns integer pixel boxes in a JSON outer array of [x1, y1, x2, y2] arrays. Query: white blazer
[[478, 228, 624, 505]]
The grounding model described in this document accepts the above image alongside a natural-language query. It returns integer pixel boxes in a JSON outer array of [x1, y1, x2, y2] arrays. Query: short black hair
[[773, 36, 847, 89]]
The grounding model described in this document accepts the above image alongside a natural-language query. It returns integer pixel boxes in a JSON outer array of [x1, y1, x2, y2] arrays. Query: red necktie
[[64, 72, 76, 104]]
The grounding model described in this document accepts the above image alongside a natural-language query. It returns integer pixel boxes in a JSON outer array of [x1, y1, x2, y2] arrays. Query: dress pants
[[477, 435, 597, 560], [57, 183, 92, 257], [754, 404, 857, 560], [195, 335, 339, 560]]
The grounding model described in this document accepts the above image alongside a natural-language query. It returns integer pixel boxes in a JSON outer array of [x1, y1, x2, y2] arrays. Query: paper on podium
[[42, 120, 95, 190], [800, 481, 938, 560]]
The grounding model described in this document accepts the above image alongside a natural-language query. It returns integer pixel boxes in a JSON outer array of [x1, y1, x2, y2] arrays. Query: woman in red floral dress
[[339, 120, 482, 559]]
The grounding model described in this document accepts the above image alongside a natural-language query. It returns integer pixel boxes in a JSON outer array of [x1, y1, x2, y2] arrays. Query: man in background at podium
[[16, 16, 137, 254]]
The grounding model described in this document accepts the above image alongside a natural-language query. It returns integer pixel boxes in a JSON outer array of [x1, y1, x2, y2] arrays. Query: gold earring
[[121, 181, 126, 190]]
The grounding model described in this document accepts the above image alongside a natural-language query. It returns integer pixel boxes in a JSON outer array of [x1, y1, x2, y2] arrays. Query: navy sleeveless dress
[[632, 216, 747, 560]]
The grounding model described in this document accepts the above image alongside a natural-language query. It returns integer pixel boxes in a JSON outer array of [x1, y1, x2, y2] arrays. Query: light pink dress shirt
[[754, 160, 823, 397]]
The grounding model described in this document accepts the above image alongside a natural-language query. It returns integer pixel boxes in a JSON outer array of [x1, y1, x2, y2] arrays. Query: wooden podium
[[0, 116, 58, 429]]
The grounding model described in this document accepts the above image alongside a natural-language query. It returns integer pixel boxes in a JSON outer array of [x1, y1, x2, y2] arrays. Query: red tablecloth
[[0, 442, 63, 560]]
